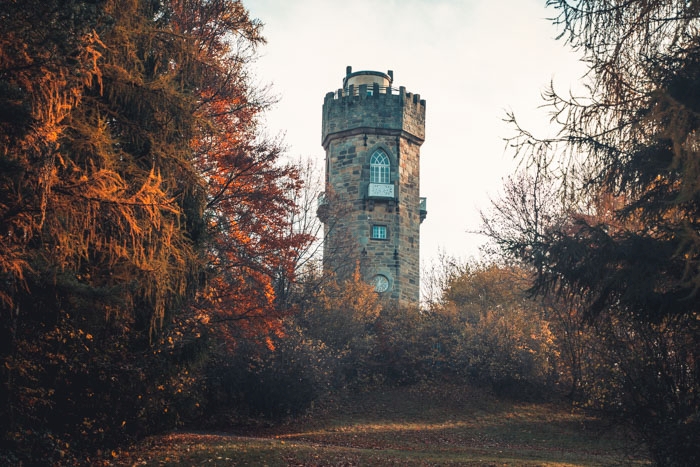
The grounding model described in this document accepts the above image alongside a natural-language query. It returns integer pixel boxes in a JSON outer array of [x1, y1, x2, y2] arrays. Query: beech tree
[[486, 1, 700, 464], [180, 0, 311, 344]]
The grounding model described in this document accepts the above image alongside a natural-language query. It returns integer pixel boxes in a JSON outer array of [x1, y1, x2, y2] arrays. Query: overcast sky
[[246, 0, 588, 267]]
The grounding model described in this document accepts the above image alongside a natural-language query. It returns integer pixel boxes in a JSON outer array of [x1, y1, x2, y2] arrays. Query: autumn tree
[[272, 156, 326, 311], [1, 1, 204, 460], [481, 173, 597, 398], [0, 0, 309, 463], [299, 264, 386, 384], [486, 1, 700, 464], [423, 258, 558, 395]]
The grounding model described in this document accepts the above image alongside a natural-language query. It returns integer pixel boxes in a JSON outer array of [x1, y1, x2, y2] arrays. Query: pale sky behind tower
[[245, 0, 588, 268]]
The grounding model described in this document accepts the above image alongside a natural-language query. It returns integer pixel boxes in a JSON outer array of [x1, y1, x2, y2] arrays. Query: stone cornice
[[322, 127, 424, 150]]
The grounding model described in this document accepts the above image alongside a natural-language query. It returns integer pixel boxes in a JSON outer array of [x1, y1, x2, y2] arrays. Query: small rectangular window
[[371, 225, 387, 240]]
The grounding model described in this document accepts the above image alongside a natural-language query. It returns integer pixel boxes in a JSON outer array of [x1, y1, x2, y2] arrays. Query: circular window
[[372, 274, 390, 293]]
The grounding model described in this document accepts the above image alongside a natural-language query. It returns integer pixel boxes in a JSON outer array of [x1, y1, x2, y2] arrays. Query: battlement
[[323, 83, 426, 108], [322, 83, 426, 149]]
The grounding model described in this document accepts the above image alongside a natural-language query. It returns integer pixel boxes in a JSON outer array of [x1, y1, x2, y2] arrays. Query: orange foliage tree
[[0, 0, 310, 463], [164, 0, 314, 347]]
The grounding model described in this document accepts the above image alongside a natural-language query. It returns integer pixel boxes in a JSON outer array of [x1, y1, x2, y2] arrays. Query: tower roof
[[343, 66, 393, 90]]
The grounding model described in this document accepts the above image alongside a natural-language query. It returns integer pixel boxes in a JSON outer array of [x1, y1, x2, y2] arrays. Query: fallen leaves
[[111, 384, 649, 466]]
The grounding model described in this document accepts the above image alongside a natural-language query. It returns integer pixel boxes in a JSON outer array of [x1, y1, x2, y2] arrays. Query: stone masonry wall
[[321, 83, 425, 307]]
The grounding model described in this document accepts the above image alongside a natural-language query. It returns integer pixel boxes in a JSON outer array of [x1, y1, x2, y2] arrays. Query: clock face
[[372, 274, 390, 293]]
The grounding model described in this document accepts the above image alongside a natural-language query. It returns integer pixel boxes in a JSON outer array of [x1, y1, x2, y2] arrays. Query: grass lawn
[[113, 384, 650, 466]]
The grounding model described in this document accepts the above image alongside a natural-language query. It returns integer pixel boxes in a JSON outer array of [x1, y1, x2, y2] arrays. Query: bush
[[201, 324, 336, 422]]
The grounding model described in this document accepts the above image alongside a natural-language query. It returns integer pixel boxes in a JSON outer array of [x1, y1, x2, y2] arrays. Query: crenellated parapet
[[322, 84, 426, 149]]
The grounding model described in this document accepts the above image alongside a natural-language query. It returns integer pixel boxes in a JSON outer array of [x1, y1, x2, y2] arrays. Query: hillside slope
[[113, 384, 650, 466]]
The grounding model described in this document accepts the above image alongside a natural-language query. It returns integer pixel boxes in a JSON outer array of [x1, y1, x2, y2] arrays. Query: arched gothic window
[[370, 150, 390, 184]]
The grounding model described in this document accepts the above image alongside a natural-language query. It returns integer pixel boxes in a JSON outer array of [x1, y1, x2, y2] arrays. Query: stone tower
[[318, 66, 426, 307]]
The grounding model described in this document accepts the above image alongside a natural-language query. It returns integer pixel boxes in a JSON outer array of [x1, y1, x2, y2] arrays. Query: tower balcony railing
[[330, 84, 400, 99]]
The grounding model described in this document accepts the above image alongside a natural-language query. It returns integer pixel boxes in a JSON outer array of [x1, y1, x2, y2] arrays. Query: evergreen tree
[[486, 2, 700, 464]]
